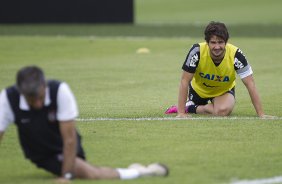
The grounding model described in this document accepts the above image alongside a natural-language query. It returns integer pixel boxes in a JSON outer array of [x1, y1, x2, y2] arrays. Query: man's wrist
[[63, 172, 74, 180], [257, 112, 265, 117], [178, 109, 186, 114]]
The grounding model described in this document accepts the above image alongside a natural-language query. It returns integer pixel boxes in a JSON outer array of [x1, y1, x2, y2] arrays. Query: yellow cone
[[136, 47, 150, 54]]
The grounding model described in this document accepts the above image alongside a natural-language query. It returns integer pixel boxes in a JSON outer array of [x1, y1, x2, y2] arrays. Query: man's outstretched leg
[[74, 157, 168, 180]]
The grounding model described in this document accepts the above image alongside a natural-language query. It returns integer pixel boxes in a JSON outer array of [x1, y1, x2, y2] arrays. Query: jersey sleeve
[[0, 90, 14, 131], [234, 48, 253, 79], [182, 44, 200, 73], [57, 83, 79, 121]]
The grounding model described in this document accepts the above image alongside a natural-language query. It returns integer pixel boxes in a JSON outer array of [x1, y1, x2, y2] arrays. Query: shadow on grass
[[0, 24, 281, 37]]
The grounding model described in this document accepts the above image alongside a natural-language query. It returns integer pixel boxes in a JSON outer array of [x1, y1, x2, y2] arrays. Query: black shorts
[[188, 84, 235, 105], [31, 152, 86, 176]]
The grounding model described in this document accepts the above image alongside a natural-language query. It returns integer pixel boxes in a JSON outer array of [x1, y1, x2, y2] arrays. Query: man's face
[[208, 35, 226, 60], [24, 85, 46, 110]]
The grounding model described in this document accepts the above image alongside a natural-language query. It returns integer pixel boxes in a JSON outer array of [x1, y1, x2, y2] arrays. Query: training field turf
[[1, 35, 282, 184], [1, 0, 282, 184]]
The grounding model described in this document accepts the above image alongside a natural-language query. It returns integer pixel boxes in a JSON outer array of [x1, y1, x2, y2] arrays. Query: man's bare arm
[[177, 71, 194, 117], [59, 120, 77, 179]]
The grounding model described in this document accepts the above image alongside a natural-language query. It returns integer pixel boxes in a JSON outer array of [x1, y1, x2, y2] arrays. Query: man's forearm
[[61, 137, 77, 178], [178, 81, 189, 114], [248, 87, 264, 117], [59, 121, 78, 179], [243, 76, 264, 117]]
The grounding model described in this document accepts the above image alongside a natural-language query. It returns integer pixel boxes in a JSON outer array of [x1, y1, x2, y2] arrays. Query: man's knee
[[213, 106, 232, 116]]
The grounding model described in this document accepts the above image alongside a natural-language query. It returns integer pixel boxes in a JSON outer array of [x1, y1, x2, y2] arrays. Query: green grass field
[[1, 0, 282, 184], [135, 0, 282, 25]]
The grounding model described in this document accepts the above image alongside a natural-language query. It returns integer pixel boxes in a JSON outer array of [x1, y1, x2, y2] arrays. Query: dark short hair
[[16, 66, 46, 97], [204, 21, 229, 43]]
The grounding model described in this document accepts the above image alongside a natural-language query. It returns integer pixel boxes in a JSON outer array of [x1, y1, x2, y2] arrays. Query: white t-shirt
[[0, 82, 78, 132]]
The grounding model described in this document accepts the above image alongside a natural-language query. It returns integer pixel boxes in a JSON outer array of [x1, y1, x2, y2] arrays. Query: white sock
[[116, 168, 140, 180]]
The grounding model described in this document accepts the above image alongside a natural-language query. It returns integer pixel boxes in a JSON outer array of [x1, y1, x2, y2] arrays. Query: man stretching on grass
[[166, 21, 272, 118], [0, 66, 168, 182]]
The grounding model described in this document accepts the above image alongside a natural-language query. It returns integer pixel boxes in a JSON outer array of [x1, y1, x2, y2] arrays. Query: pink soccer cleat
[[165, 104, 191, 114], [165, 105, 178, 114]]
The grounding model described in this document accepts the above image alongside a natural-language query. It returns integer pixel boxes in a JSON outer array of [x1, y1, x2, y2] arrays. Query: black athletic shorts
[[31, 153, 86, 176], [188, 84, 235, 105]]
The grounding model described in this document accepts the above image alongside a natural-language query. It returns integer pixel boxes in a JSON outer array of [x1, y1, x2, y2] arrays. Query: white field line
[[231, 176, 282, 184], [76, 116, 282, 122]]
